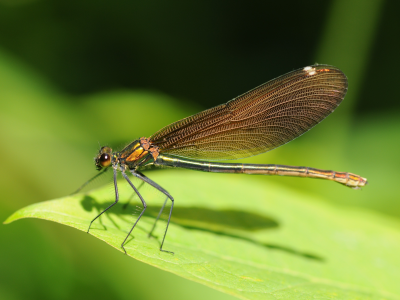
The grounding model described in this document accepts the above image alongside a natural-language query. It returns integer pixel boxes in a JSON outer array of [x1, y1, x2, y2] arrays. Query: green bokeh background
[[1, 1, 399, 299]]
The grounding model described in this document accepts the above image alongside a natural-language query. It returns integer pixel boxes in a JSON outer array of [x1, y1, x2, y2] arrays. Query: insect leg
[[122, 180, 145, 210], [130, 170, 174, 254], [72, 168, 108, 195], [87, 167, 119, 233], [120, 170, 147, 255], [148, 196, 168, 238]]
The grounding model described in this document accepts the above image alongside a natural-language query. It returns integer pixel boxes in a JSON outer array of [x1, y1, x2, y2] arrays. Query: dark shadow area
[[148, 206, 278, 231], [81, 195, 147, 232], [81, 195, 323, 261], [176, 223, 323, 261]]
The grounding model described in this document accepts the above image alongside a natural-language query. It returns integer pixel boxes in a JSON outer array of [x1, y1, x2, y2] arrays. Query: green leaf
[[4, 169, 400, 300]]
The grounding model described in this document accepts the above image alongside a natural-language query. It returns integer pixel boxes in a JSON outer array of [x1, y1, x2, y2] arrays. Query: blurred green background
[[1, 0, 399, 299]]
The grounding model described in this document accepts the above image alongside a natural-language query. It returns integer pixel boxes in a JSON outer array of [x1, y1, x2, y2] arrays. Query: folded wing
[[150, 65, 348, 160]]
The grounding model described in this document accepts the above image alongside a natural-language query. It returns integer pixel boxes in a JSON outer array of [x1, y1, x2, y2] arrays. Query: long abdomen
[[155, 155, 367, 189]]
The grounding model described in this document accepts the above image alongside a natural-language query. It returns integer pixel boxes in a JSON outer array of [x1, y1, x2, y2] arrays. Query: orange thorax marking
[[139, 137, 151, 150], [126, 146, 148, 162]]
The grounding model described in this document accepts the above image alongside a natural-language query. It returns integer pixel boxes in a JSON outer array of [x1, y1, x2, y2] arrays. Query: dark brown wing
[[150, 65, 348, 160]]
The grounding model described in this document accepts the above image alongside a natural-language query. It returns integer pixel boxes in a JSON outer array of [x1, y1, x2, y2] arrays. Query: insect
[[82, 65, 367, 254]]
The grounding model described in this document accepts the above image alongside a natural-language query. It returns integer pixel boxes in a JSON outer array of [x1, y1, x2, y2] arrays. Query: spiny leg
[[87, 168, 119, 233], [131, 170, 174, 254], [161, 196, 174, 254], [120, 170, 147, 255], [148, 196, 168, 238], [123, 181, 145, 210]]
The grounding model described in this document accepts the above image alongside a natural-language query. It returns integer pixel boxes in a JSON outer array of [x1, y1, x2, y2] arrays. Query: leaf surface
[[5, 170, 400, 300]]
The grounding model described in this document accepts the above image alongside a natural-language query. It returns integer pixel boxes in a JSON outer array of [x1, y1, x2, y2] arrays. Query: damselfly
[[79, 65, 367, 254]]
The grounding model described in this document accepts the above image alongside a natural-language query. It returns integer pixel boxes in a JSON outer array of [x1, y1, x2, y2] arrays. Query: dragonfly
[[81, 64, 367, 254]]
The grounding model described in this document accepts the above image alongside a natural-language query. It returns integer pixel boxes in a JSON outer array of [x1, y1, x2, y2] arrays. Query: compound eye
[[99, 153, 111, 167]]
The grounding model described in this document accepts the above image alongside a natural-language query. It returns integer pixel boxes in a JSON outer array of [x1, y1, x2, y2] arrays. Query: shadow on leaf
[[81, 195, 323, 261]]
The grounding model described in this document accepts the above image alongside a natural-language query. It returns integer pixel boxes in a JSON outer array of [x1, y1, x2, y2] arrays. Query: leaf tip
[[3, 208, 27, 225], [3, 213, 17, 225]]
